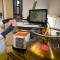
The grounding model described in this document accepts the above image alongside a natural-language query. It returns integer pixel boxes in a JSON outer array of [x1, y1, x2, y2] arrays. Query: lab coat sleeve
[[1, 24, 14, 38], [0, 21, 4, 26], [0, 34, 6, 53]]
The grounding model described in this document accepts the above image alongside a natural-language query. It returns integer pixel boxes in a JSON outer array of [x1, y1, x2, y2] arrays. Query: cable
[[54, 17, 58, 28], [47, 22, 50, 27]]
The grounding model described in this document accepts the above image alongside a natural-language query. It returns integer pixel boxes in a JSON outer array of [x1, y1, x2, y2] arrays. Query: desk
[[16, 22, 40, 28]]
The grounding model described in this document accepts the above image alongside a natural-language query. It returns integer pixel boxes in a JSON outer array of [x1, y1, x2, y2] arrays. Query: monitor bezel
[[29, 9, 47, 24]]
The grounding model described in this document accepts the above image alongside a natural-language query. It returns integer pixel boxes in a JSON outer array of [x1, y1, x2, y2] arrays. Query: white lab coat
[[0, 22, 6, 53]]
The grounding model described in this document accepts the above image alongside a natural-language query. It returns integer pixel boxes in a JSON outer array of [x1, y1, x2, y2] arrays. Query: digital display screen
[[29, 9, 47, 24], [16, 38, 24, 47]]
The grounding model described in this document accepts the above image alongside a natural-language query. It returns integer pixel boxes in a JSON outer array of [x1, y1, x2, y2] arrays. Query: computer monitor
[[29, 9, 47, 24]]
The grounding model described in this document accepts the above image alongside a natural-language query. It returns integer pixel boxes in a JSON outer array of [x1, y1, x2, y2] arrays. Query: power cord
[[54, 17, 58, 28], [47, 22, 50, 27]]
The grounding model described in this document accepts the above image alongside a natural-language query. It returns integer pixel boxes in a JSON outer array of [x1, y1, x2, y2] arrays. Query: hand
[[9, 19, 16, 26]]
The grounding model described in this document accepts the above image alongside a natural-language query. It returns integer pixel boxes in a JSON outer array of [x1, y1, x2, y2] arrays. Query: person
[[0, 18, 16, 60]]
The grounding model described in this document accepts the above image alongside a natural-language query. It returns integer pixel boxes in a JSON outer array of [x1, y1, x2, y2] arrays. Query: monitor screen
[[29, 9, 47, 24]]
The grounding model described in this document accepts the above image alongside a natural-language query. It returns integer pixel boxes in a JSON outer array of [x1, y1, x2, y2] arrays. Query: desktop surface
[[16, 20, 40, 28]]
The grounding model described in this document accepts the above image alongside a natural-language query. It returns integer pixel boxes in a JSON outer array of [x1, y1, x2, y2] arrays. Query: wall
[[48, 0, 60, 16], [3, 0, 13, 18], [3, 0, 13, 45], [0, 0, 5, 32], [0, 0, 3, 21], [23, 0, 48, 19], [23, 0, 60, 19]]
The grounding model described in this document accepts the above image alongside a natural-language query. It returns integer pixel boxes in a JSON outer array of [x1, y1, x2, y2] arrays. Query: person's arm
[[1, 24, 14, 38], [0, 18, 13, 27], [0, 21, 4, 26], [1, 19, 16, 38], [2, 18, 13, 24]]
